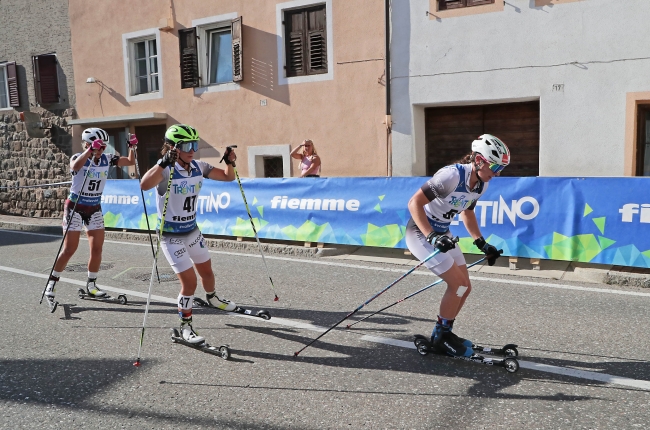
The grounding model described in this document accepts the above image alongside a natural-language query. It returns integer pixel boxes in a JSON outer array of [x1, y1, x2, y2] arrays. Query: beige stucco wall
[[68, 0, 387, 177]]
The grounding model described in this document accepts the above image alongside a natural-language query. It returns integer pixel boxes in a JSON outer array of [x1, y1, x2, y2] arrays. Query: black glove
[[157, 149, 178, 169], [474, 236, 503, 266], [220, 145, 237, 166], [426, 232, 456, 253]]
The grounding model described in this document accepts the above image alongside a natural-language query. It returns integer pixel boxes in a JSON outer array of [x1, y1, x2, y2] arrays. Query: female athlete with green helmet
[[140, 124, 238, 345]]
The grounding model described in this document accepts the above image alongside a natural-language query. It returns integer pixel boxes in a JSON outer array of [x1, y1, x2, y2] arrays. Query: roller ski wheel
[[77, 288, 128, 305], [170, 328, 231, 360], [413, 334, 519, 374], [503, 357, 520, 373], [414, 335, 431, 356], [193, 297, 271, 320]]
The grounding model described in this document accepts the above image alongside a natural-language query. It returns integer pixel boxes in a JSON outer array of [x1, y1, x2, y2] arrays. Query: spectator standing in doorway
[[291, 139, 321, 177]]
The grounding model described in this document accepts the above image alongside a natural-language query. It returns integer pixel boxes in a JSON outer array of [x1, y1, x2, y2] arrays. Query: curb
[[0, 221, 346, 258], [604, 271, 650, 288], [0, 221, 63, 236]]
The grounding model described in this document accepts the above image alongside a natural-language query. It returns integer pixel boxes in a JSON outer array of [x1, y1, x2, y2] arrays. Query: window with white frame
[[206, 27, 233, 84], [131, 38, 159, 95], [0, 65, 9, 109], [123, 29, 163, 101]]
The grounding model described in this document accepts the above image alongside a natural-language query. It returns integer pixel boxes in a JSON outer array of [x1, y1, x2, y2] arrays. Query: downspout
[[385, 0, 392, 176]]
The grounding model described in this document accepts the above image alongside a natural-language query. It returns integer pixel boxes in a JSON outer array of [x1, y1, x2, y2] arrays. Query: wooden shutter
[[231, 17, 243, 82], [306, 6, 327, 75], [33, 54, 59, 104], [6, 62, 19, 107], [438, 0, 466, 10], [285, 10, 305, 77], [467, 0, 494, 6], [178, 27, 199, 88]]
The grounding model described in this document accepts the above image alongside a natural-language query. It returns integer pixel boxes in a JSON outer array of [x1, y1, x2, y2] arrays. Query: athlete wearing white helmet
[[44, 128, 137, 310], [140, 124, 239, 345], [405, 133, 510, 358]]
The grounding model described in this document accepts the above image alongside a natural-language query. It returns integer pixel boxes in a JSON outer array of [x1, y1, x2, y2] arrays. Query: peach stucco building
[[67, 0, 389, 178]]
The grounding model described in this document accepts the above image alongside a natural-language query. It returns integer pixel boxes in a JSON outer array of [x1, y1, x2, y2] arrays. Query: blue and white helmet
[[81, 127, 109, 145]]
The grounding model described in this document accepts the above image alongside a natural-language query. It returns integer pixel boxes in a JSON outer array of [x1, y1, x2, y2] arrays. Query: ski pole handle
[[220, 145, 237, 167]]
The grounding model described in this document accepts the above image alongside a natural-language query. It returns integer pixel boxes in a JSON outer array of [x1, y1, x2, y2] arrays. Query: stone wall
[[0, 109, 74, 217]]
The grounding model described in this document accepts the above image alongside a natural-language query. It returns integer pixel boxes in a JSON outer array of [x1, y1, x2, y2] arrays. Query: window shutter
[[6, 62, 19, 107], [285, 10, 305, 77], [438, 0, 466, 10], [33, 54, 59, 104], [231, 17, 243, 82], [178, 27, 199, 88], [466, 0, 494, 5], [306, 6, 327, 75]]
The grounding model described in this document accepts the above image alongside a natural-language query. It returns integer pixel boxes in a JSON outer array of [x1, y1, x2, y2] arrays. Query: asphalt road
[[1, 229, 649, 429]]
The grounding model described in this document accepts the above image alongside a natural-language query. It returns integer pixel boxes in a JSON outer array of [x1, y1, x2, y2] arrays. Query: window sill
[[126, 91, 163, 103], [193, 82, 240, 96], [0, 107, 15, 112], [280, 72, 333, 86]]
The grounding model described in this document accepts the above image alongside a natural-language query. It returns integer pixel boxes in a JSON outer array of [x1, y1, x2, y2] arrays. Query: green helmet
[[164, 124, 199, 146]]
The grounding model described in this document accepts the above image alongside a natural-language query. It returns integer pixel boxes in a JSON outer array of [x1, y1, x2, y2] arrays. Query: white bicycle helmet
[[471, 134, 510, 167], [81, 127, 109, 145]]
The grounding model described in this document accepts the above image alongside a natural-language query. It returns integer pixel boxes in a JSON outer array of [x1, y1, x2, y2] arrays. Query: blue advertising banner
[[101, 177, 650, 268]]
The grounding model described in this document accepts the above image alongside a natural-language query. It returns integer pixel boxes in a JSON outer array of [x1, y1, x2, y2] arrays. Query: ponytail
[[457, 152, 475, 165]]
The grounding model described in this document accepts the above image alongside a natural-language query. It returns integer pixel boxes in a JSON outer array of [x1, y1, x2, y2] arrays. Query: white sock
[[51, 270, 62, 278], [88, 271, 98, 280]]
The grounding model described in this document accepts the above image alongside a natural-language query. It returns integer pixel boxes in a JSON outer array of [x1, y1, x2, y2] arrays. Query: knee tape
[[456, 285, 468, 298]]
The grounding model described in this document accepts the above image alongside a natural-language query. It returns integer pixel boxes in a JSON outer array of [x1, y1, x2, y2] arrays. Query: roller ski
[[193, 292, 271, 320], [170, 322, 231, 360], [414, 334, 519, 373], [77, 278, 127, 305]]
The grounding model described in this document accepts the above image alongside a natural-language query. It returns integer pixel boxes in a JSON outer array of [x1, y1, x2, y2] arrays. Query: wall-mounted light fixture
[[86, 77, 97, 83]]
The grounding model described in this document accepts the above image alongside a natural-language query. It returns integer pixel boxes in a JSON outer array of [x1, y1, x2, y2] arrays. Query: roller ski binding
[[170, 324, 231, 360], [414, 334, 520, 374], [77, 278, 127, 305], [193, 292, 271, 320]]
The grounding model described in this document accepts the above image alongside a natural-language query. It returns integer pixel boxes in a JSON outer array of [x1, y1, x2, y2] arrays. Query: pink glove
[[127, 133, 138, 148], [90, 140, 104, 151]]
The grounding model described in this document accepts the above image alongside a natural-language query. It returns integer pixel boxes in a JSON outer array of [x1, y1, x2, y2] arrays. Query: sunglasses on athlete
[[175, 141, 199, 153], [477, 155, 506, 174]]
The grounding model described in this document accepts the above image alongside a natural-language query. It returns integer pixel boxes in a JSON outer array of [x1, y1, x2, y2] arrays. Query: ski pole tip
[[293, 351, 299, 357], [274, 295, 279, 302], [133, 360, 141, 367]]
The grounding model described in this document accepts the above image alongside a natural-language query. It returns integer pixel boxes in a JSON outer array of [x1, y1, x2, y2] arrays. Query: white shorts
[[62, 201, 105, 232], [404, 217, 466, 276], [161, 228, 211, 273]]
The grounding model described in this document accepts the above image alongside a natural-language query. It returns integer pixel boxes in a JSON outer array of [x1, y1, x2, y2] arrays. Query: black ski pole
[[131, 138, 160, 283], [39, 167, 91, 307], [134, 154, 175, 367], [346, 256, 488, 329], [221, 146, 280, 301], [293, 246, 449, 357]]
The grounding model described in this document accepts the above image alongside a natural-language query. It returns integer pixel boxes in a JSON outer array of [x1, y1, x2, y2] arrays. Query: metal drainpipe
[[385, 0, 392, 176]]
